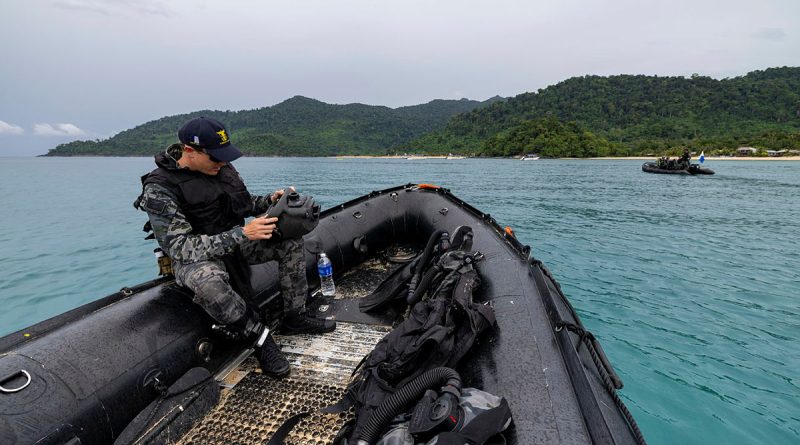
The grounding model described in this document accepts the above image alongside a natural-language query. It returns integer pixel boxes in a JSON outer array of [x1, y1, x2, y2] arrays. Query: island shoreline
[[333, 155, 800, 161]]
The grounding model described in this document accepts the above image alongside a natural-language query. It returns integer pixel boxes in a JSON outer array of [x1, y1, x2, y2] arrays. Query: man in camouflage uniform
[[134, 116, 335, 378]]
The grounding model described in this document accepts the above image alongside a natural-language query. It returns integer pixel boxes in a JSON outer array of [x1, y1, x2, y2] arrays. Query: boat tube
[[0, 184, 645, 445]]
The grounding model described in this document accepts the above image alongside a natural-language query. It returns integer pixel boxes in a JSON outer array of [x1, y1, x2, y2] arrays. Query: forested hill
[[407, 67, 800, 157], [46, 96, 503, 156], [46, 67, 800, 158]]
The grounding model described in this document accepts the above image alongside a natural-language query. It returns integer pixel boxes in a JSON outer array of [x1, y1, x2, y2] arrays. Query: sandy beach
[[585, 156, 800, 161], [335, 155, 800, 161]]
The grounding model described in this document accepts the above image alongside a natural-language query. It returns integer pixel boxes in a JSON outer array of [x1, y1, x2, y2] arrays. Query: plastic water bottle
[[317, 253, 335, 296]]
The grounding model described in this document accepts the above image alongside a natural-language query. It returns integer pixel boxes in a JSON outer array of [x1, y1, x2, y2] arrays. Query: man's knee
[[278, 238, 306, 265], [178, 263, 247, 325], [191, 275, 247, 325]]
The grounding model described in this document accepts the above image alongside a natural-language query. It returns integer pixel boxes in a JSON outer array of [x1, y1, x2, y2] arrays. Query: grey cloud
[[33, 123, 86, 137], [753, 28, 786, 41], [0, 0, 794, 158], [50, 0, 173, 17], [0, 120, 25, 135]]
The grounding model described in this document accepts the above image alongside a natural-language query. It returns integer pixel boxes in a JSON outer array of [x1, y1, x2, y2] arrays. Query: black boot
[[281, 311, 336, 335], [258, 334, 290, 378]]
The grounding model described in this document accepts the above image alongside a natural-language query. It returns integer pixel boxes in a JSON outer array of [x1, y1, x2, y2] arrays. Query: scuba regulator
[[409, 387, 465, 441], [265, 188, 321, 240]]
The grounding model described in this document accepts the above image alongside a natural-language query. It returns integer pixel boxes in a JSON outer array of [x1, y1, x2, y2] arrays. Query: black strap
[[266, 395, 353, 444], [359, 256, 418, 311], [266, 412, 309, 445]]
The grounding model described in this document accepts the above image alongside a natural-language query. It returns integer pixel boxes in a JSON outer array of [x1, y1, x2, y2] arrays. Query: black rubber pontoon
[[642, 161, 715, 175], [0, 184, 644, 445]]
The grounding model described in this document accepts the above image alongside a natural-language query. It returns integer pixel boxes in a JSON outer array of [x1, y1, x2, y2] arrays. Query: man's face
[[185, 146, 226, 175]]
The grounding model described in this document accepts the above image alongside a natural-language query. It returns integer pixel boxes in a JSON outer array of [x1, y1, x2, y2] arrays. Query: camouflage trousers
[[173, 238, 308, 325]]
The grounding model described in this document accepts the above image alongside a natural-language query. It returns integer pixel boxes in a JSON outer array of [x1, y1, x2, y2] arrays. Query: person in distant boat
[[679, 149, 691, 168], [133, 116, 335, 378]]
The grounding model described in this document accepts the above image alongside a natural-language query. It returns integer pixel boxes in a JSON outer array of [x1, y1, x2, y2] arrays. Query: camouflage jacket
[[138, 182, 272, 263]]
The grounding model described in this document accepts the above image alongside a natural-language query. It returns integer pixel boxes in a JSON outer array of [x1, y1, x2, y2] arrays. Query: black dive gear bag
[[359, 226, 473, 312], [345, 266, 495, 441], [341, 226, 497, 443], [265, 188, 321, 240], [267, 227, 503, 445]]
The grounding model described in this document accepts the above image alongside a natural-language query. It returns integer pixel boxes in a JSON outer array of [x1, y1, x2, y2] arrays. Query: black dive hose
[[409, 265, 442, 306], [406, 230, 449, 305], [356, 367, 462, 445]]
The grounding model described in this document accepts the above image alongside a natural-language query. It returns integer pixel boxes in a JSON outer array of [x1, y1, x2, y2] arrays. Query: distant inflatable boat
[[0, 184, 645, 445], [642, 161, 715, 175]]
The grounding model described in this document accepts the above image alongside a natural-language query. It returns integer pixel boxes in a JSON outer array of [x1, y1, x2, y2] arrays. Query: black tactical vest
[[138, 153, 252, 235]]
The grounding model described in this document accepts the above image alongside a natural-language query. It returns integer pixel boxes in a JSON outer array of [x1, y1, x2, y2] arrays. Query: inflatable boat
[[0, 184, 645, 445], [641, 162, 714, 175]]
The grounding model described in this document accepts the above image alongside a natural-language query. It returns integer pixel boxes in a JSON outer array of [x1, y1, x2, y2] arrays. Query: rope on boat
[[533, 259, 647, 445], [556, 321, 648, 445]]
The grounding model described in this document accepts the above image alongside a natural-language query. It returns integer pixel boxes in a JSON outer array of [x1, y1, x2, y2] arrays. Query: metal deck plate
[[177, 249, 414, 444], [178, 322, 390, 445]]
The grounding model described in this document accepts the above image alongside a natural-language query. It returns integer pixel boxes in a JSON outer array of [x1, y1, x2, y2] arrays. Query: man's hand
[[244, 216, 279, 240], [270, 186, 296, 204]]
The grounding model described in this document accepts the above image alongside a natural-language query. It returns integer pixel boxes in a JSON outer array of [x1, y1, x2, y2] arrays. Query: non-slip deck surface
[[177, 252, 409, 444], [178, 322, 390, 445]]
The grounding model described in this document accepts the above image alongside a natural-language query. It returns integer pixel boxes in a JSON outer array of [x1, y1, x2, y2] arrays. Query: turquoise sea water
[[0, 157, 798, 444]]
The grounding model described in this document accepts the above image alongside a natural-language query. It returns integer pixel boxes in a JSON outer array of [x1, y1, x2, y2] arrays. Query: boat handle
[[0, 369, 32, 393]]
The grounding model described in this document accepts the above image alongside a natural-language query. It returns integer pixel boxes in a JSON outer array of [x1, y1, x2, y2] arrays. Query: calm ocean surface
[[0, 156, 798, 444]]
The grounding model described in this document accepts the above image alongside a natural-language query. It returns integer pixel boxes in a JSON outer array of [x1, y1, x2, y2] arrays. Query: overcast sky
[[1, 0, 798, 156]]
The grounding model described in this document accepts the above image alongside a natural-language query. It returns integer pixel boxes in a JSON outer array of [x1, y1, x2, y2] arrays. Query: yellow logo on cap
[[217, 129, 229, 144]]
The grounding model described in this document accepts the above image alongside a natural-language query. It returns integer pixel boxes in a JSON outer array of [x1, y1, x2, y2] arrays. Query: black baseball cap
[[178, 117, 242, 162]]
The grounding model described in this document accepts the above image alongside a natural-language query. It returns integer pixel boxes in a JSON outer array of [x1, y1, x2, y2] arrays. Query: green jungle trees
[[406, 67, 800, 157], [47, 97, 500, 157], [47, 67, 800, 157]]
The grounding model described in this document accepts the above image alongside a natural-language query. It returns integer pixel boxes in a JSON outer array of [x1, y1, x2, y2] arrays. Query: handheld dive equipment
[[265, 188, 320, 239], [409, 387, 465, 441], [356, 367, 462, 445]]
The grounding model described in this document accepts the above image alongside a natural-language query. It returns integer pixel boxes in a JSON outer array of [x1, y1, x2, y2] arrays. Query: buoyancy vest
[[265, 227, 500, 445], [137, 153, 252, 236], [345, 249, 496, 442]]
